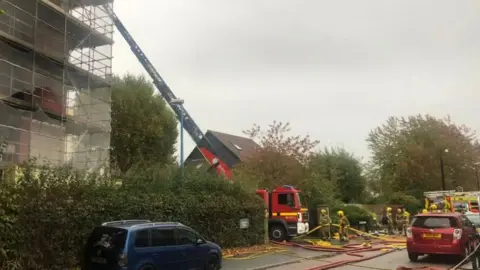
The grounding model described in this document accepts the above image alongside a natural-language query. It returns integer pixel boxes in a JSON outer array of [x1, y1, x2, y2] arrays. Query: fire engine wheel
[[269, 225, 286, 241]]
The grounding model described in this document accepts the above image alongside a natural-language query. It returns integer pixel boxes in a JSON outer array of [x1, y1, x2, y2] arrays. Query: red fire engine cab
[[256, 185, 309, 241]]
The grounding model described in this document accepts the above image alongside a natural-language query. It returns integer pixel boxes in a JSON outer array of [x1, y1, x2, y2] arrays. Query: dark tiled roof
[[207, 130, 260, 161]]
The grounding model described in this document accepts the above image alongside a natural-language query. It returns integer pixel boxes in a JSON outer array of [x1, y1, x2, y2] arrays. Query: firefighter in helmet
[[396, 208, 404, 235], [402, 210, 410, 236], [422, 209, 428, 214], [337, 210, 350, 241], [386, 207, 394, 235], [430, 204, 438, 213], [319, 209, 331, 240]]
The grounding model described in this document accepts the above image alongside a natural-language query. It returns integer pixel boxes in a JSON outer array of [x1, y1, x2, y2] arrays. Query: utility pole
[[440, 148, 449, 190], [440, 156, 446, 190], [170, 98, 185, 176]]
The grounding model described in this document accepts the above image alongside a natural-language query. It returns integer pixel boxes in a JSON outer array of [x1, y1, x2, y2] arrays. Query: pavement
[[223, 246, 476, 270]]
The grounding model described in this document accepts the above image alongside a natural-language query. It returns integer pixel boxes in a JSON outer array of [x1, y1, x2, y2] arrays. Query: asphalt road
[[268, 250, 474, 270], [224, 248, 475, 270]]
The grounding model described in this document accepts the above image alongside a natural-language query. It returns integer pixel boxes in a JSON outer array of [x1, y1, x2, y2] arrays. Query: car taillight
[[297, 213, 302, 222], [118, 253, 128, 267], [453, 228, 463, 240], [406, 227, 412, 238]]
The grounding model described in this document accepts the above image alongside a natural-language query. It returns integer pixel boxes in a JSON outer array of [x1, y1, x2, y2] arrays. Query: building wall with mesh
[[0, 0, 113, 171]]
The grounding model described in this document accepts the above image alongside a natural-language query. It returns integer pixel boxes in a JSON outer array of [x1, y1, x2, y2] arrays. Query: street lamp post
[[440, 148, 449, 190], [170, 98, 185, 169]]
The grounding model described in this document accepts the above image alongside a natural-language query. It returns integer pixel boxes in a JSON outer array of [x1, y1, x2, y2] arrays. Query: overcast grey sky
[[112, 0, 480, 159]]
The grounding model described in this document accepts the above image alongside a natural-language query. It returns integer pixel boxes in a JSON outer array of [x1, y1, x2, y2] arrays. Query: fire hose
[[271, 239, 398, 270], [294, 223, 407, 244], [268, 223, 407, 269]]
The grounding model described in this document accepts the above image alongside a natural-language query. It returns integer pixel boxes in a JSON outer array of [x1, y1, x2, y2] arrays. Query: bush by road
[[0, 163, 265, 270]]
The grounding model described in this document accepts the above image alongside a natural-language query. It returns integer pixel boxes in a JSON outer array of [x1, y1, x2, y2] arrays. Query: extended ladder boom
[[103, 4, 203, 145]]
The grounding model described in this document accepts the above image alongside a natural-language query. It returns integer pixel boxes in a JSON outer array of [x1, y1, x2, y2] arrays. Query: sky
[[111, 0, 480, 160]]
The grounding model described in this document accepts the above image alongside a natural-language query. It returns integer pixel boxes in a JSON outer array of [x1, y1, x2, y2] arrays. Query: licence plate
[[421, 233, 441, 239], [91, 256, 107, 264]]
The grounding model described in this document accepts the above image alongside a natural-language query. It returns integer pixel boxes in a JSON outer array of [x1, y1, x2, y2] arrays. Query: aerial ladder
[[102, 4, 231, 178]]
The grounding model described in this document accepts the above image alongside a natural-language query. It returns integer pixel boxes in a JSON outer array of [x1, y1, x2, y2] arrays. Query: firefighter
[[422, 209, 428, 214], [443, 199, 451, 213], [402, 211, 410, 236], [337, 210, 350, 241], [430, 204, 438, 213], [371, 214, 380, 232], [396, 208, 404, 235], [319, 209, 331, 240], [386, 207, 394, 235]]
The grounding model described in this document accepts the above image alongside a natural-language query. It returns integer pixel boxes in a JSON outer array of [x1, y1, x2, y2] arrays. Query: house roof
[[206, 130, 260, 161]]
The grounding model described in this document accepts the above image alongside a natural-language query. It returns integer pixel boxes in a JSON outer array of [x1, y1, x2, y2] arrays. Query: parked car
[[82, 220, 222, 270], [406, 213, 477, 262]]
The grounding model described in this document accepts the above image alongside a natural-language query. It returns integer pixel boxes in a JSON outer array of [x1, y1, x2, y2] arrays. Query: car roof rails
[[102, 220, 152, 226], [132, 221, 185, 228]]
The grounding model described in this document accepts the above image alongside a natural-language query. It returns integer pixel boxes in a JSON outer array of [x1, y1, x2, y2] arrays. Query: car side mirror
[[196, 238, 204, 245]]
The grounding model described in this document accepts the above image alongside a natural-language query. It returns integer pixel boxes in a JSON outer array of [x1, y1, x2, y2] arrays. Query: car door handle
[[152, 253, 160, 258]]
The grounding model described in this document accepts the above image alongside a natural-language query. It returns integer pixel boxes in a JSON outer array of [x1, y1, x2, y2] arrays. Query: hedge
[[0, 164, 265, 270], [331, 204, 374, 228]]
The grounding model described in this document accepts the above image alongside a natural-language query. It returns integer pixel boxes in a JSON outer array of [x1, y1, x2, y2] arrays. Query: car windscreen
[[412, 216, 458, 229], [466, 214, 480, 225]]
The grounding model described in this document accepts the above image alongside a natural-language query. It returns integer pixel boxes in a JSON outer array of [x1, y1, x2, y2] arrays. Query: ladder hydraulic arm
[[103, 4, 203, 145], [103, 5, 231, 177]]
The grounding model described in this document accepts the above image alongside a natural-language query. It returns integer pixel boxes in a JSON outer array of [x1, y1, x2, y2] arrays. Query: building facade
[[0, 0, 113, 172]]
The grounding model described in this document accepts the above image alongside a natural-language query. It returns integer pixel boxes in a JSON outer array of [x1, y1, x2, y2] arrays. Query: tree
[[110, 74, 178, 174], [237, 121, 319, 190], [367, 115, 480, 198], [309, 147, 366, 203]]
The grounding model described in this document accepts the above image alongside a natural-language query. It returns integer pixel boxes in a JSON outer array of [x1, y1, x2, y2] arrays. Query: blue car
[[83, 220, 222, 270]]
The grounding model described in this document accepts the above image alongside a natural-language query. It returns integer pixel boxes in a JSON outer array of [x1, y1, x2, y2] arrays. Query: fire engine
[[424, 190, 480, 213], [256, 185, 309, 241]]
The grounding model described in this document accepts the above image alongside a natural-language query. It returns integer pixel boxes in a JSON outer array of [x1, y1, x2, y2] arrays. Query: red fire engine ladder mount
[[103, 5, 231, 178]]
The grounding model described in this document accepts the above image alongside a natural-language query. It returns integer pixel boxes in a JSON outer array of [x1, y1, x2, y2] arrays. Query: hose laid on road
[[304, 246, 397, 270], [295, 223, 406, 244]]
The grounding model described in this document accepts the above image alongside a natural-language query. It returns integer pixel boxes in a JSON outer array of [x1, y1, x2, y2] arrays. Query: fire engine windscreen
[[296, 192, 305, 207]]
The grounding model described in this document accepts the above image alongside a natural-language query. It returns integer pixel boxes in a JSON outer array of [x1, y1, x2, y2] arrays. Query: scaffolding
[[0, 0, 113, 171]]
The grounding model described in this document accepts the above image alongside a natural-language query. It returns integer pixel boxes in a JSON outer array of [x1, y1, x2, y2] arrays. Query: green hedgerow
[[0, 163, 265, 270]]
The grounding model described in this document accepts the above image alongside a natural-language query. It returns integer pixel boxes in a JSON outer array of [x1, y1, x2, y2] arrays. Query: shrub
[[0, 163, 265, 269], [331, 204, 374, 227], [387, 192, 422, 213]]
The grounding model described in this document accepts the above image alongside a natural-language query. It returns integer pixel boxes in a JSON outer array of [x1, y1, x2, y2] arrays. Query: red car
[[406, 212, 477, 261]]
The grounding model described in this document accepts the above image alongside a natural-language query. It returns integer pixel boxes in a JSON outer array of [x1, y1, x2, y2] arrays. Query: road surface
[[267, 250, 474, 270]]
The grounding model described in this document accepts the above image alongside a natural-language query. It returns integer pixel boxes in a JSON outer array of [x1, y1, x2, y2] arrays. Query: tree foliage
[[367, 114, 480, 198], [309, 147, 366, 204], [237, 121, 319, 189], [110, 74, 178, 173]]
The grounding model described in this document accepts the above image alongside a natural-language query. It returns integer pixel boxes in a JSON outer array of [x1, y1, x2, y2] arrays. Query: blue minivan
[[82, 220, 222, 270]]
